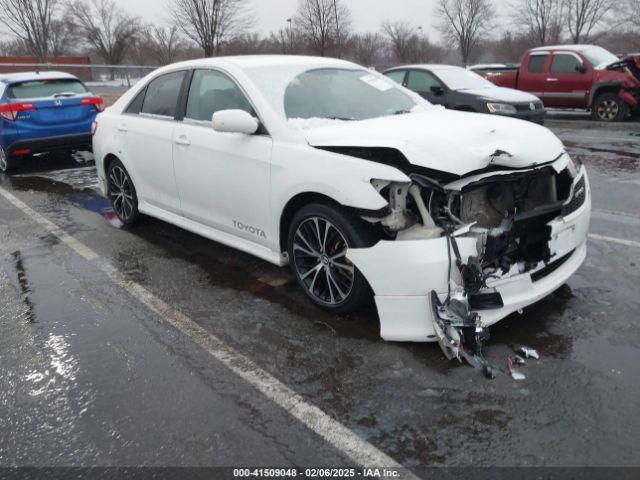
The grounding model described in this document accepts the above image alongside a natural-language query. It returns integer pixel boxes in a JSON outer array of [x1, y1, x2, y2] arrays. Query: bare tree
[[350, 32, 385, 66], [382, 20, 417, 63], [49, 18, 78, 56], [435, 0, 495, 65], [170, 0, 252, 57], [0, 0, 60, 61], [68, 0, 139, 66], [295, 0, 351, 57], [510, 0, 563, 46], [562, 0, 614, 43], [148, 25, 184, 65]]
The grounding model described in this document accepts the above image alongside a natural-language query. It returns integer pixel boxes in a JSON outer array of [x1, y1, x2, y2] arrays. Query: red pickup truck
[[476, 45, 640, 122]]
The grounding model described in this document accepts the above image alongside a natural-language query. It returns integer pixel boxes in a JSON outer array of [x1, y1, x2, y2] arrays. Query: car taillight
[[91, 121, 98, 136], [0, 102, 36, 121], [81, 96, 105, 112]]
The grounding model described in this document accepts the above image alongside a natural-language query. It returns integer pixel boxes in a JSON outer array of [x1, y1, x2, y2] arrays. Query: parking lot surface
[[1, 119, 639, 476]]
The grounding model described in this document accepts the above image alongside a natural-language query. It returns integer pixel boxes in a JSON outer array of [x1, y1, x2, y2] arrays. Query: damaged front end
[[349, 150, 591, 364]]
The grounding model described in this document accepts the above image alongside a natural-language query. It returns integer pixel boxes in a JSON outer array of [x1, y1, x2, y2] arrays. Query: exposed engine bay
[[361, 152, 588, 369]]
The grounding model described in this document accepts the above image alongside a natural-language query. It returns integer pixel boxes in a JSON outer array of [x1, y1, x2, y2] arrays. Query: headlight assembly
[[487, 102, 517, 115]]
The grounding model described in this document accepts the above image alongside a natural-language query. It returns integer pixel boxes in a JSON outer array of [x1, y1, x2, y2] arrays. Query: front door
[[406, 69, 448, 106], [544, 52, 594, 107], [172, 69, 273, 247]]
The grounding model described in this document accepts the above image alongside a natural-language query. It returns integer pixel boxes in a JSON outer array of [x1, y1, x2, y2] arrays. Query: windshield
[[435, 67, 495, 91], [579, 46, 619, 68], [8, 79, 87, 99], [284, 68, 420, 121]]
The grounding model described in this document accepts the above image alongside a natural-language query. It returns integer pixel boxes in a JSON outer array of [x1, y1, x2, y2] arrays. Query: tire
[[0, 147, 15, 174], [592, 93, 629, 122], [107, 159, 140, 226], [287, 203, 377, 315]]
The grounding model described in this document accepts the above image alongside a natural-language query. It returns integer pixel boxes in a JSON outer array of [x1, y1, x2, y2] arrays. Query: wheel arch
[[279, 192, 342, 253], [589, 82, 623, 106], [103, 153, 120, 177], [278, 191, 390, 253]]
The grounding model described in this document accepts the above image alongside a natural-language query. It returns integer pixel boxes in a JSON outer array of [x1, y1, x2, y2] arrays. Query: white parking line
[[589, 233, 640, 249], [0, 186, 418, 478]]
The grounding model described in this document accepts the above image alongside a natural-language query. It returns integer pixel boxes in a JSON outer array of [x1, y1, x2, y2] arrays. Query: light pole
[[286, 18, 293, 54]]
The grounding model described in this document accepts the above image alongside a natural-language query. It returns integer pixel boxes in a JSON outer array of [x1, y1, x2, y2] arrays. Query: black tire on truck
[[592, 92, 629, 122]]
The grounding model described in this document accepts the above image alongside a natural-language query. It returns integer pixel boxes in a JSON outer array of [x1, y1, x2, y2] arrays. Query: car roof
[[166, 55, 358, 72], [385, 64, 464, 72], [529, 44, 595, 53], [0, 71, 79, 84]]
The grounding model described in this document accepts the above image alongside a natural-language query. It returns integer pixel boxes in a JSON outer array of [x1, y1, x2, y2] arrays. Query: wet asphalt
[[0, 118, 639, 476]]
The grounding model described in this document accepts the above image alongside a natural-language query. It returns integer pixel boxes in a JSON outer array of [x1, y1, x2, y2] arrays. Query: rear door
[[544, 52, 594, 107], [117, 70, 187, 215], [7, 78, 100, 137], [518, 52, 550, 99]]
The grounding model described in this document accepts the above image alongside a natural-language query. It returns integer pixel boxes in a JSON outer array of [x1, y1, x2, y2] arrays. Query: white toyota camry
[[93, 56, 591, 360]]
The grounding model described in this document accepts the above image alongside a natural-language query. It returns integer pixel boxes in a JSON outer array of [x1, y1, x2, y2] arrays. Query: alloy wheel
[[597, 99, 619, 121], [108, 165, 135, 221], [292, 217, 355, 306]]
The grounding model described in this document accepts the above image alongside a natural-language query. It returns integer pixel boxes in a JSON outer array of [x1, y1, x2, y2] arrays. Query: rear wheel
[[287, 203, 376, 315], [593, 93, 629, 122], [0, 147, 15, 174], [107, 159, 140, 226]]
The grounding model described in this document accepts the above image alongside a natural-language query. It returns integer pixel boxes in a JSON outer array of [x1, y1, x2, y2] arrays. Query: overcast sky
[[114, 0, 445, 38]]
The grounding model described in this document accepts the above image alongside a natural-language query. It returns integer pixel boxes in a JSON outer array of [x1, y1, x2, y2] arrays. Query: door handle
[[173, 135, 191, 146], [117, 124, 128, 132], [546, 78, 558, 82]]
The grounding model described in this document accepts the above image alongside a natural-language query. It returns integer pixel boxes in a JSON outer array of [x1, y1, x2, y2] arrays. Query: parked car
[[475, 45, 640, 122], [383, 64, 546, 124], [0, 71, 104, 173], [93, 56, 590, 360]]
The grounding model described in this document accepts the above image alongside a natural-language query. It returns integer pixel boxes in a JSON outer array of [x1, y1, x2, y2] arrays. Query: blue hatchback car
[[0, 71, 104, 173]]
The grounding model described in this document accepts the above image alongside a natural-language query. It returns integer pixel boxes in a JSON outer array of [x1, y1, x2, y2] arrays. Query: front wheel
[[0, 147, 15, 174], [107, 159, 140, 226], [593, 93, 629, 122], [287, 203, 377, 315]]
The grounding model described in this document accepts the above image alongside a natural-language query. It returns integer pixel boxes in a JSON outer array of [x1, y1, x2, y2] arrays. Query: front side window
[[528, 54, 548, 73], [407, 70, 443, 92], [551, 54, 582, 74], [8, 79, 87, 99], [141, 71, 186, 118], [284, 69, 418, 121], [185, 69, 253, 122]]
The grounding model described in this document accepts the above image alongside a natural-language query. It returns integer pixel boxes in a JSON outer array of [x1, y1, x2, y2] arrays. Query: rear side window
[[141, 71, 186, 118], [407, 70, 443, 92], [8, 79, 87, 99], [551, 54, 582, 73], [528, 54, 548, 73], [185, 69, 253, 122]]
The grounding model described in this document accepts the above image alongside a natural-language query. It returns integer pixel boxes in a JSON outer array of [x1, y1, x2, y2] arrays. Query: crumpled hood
[[302, 109, 565, 176], [459, 86, 541, 103]]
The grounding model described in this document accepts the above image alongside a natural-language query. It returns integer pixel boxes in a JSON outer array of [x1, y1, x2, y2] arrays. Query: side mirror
[[212, 109, 259, 135], [576, 65, 587, 74], [430, 86, 445, 96]]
